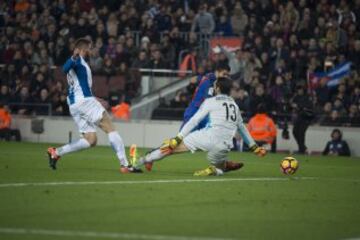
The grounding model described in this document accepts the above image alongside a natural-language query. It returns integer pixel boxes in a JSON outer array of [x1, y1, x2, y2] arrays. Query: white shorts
[[183, 129, 233, 165], [69, 97, 106, 134]]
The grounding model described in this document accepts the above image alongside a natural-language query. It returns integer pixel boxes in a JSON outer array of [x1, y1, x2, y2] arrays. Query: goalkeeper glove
[[160, 134, 183, 154], [249, 144, 267, 157]]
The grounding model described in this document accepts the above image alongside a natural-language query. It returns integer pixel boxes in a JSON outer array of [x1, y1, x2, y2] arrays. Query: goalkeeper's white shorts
[[69, 97, 106, 134], [183, 128, 233, 164]]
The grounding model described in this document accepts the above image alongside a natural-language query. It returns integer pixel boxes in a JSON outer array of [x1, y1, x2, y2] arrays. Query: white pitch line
[[0, 177, 317, 188], [0, 227, 235, 240]]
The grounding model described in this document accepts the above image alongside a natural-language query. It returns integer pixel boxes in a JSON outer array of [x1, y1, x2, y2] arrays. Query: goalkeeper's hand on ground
[[249, 144, 267, 157], [160, 134, 183, 154]]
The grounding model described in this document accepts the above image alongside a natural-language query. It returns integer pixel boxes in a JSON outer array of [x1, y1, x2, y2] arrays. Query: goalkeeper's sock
[[108, 131, 129, 167], [139, 148, 166, 165], [56, 138, 90, 156]]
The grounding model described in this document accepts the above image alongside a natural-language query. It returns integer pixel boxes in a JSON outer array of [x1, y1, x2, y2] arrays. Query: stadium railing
[[130, 31, 218, 52], [130, 68, 193, 119], [136, 68, 192, 96]]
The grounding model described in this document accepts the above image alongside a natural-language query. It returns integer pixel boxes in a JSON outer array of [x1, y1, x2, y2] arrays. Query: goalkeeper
[[131, 77, 266, 176]]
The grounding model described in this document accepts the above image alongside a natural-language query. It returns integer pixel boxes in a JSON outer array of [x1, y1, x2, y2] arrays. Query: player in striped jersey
[[47, 38, 140, 173]]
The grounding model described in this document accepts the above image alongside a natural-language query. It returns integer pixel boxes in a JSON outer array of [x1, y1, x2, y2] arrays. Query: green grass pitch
[[0, 142, 360, 240]]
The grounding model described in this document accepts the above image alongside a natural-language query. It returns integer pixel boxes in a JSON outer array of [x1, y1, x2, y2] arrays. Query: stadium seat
[[108, 76, 126, 92], [92, 76, 109, 98]]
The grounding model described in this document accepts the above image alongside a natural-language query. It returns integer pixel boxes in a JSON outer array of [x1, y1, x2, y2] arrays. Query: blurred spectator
[[113, 43, 130, 66], [291, 86, 314, 154], [170, 90, 188, 108], [269, 38, 289, 68], [344, 104, 360, 127], [30, 73, 47, 98], [322, 129, 350, 156], [0, 85, 10, 105], [52, 93, 69, 116], [119, 62, 140, 98], [233, 88, 250, 115], [349, 40, 360, 67], [111, 95, 130, 121], [321, 110, 344, 126], [319, 102, 333, 122], [219, 45, 244, 79], [231, 2, 248, 36], [247, 104, 277, 149], [250, 84, 273, 116], [332, 98, 347, 116], [149, 49, 167, 69], [215, 15, 233, 36], [132, 51, 150, 69], [0, 104, 21, 141], [34, 88, 51, 115], [12, 87, 32, 115], [179, 48, 197, 77], [186, 74, 201, 96], [316, 78, 331, 106], [14, 0, 30, 12], [351, 85, 360, 106], [102, 57, 116, 78], [191, 4, 215, 34], [160, 34, 176, 68], [270, 76, 290, 113], [89, 48, 104, 73], [154, 5, 172, 32], [280, 2, 299, 32]]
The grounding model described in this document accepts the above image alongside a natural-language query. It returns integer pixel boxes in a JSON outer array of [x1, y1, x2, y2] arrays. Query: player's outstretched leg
[[193, 150, 243, 176], [108, 130, 132, 172], [222, 161, 244, 172], [47, 133, 95, 170], [99, 112, 142, 173], [136, 148, 167, 171], [135, 142, 189, 171], [194, 166, 224, 176]]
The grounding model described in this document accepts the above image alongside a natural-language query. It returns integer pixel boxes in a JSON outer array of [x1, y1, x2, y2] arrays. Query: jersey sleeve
[[237, 113, 256, 147], [192, 75, 215, 107], [179, 99, 211, 138], [62, 57, 81, 74]]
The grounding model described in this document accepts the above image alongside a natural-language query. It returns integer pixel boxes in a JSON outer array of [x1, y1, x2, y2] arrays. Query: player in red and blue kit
[[128, 66, 230, 170], [181, 65, 230, 130]]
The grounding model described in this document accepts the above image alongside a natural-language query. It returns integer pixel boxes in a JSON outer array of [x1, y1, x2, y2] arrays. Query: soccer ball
[[280, 157, 299, 175]]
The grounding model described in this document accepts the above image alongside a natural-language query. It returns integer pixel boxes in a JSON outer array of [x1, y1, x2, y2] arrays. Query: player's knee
[[99, 115, 115, 133], [84, 134, 97, 147], [89, 138, 97, 147]]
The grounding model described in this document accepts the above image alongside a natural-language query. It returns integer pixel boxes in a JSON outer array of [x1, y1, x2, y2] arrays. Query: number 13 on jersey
[[223, 102, 237, 122]]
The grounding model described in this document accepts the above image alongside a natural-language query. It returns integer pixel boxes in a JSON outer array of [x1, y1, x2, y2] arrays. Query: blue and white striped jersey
[[63, 56, 93, 105]]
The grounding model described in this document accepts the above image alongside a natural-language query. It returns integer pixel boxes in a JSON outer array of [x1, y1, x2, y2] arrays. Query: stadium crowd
[[0, 0, 359, 127]]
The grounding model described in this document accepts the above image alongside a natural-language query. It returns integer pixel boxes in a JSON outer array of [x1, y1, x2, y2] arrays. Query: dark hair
[[215, 64, 230, 72], [74, 38, 92, 49], [256, 103, 266, 114], [331, 128, 342, 140], [216, 77, 233, 95]]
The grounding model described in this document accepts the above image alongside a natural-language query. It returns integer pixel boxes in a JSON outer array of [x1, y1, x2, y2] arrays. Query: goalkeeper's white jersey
[[180, 94, 255, 147]]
